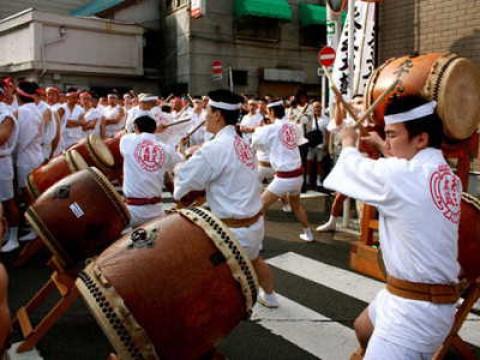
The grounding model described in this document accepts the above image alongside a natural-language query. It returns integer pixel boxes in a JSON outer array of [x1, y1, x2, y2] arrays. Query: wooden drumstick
[[164, 93, 174, 103], [164, 117, 192, 128], [354, 79, 400, 127], [184, 120, 206, 140], [322, 65, 360, 122]]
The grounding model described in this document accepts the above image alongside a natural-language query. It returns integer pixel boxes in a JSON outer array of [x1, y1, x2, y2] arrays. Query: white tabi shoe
[[299, 227, 314, 242], [281, 203, 292, 213], [19, 229, 37, 242], [1, 227, 19, 253], [257, 289, 280, 308], [315, 215, 336, 232]]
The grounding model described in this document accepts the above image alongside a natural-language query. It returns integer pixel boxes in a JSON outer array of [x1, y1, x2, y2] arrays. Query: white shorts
[[229, 217, 264, 260], [257, 166, 274, 182], [266, 176, 303, 197], [364, 334, 434, 360], [0, 179, 14, 201]]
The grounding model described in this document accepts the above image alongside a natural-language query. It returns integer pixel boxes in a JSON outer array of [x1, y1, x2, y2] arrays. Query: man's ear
[[415, 132, 429, 150]]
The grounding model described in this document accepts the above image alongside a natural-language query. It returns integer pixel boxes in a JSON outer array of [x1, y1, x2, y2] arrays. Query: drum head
[[69, 150, 89, 171], [88, 135, 115, 168], [432, 56, 480, 140]]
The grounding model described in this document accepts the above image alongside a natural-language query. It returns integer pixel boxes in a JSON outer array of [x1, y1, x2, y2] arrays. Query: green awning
[[298, 3, 347, 27], [235, 0, 293, 22], [71, 0, 124, 17]]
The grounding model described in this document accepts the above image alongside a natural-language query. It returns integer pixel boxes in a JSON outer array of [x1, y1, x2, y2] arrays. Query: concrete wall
[[0, 10, 144, 76], [109, 0, 161, 30], [161, 0, 324, 96], [0, 0, 91, 20], [379, 0, 480, 65]]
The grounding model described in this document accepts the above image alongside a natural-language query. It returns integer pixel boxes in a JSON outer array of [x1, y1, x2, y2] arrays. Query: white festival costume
[[103, 105, 125, 138], [37, 101, 57, 160], [174, 125, 264, 259], [120, 133, 182, 226], [83, 107, 103, 137], [0, 103, 19, 200], [15, 103, 44, 189], [62, 104, 85, 149], [324, 147, 461, 354], [240, 112, 263, 144]]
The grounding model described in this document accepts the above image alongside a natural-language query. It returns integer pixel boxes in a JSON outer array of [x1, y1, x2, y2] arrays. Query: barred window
[[235, 17, 281, 43]]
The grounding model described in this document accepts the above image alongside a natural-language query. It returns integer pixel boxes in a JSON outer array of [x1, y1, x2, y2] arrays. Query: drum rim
[[87, 135, 115, 169], [26, 206, 73, 268], [87, 167, 130, 226], [76, 207, 259, 360], [67, 150, 89, 172], [26, 173, 40, 201]]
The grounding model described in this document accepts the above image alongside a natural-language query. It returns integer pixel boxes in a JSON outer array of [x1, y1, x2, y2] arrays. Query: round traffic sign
[[212, 60, 223, 74], [318, 46, 336, 67]]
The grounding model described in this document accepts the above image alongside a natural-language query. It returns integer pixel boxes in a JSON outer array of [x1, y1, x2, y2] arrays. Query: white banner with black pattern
[[332, 1, 377, 98]]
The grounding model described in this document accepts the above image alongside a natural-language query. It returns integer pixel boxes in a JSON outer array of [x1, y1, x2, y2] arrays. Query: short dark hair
[[385, 95, 443, 149], [17, 81, 38, 104], [207, 89, 243, 126], [134, 115, 156, 133]]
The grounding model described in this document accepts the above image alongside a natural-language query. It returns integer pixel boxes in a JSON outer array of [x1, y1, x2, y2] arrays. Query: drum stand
[[14, 256, 78, 353], [349, 133, 480, 357]]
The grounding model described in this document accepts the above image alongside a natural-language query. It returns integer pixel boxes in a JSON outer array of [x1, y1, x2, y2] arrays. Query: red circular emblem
[[429, 164, 461, 224], [134, 140, 165, 172], [234, 136, 255, 170], [280, 123, 297, 150]]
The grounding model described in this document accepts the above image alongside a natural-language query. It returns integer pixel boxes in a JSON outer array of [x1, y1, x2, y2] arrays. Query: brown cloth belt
[[386, 275, 459, 304], [258, 161, 271, 168], [125, 196, 162, 206], [221, 211, 263, 228], [275, 167, 304, 179]]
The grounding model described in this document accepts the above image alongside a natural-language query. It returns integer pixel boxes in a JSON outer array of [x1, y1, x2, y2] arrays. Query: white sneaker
[[1, 227, 19, 253], [299, 228, 314, 242], [19, 230, 37, 242], [281, 203, 292, 213], [257, 289, 280, 308], [315, 215, 336, 232]]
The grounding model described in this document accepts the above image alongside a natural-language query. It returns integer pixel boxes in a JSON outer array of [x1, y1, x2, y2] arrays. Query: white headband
[[384, 101, 437, 125], [140, 96, 158, 102], [208, 100, 241, 111], [267, 100, 284, 108]]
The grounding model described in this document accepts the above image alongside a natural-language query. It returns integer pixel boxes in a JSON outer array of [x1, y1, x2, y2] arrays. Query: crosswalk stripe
[[267, 252, 480, 348], [252, 295, 357, 360]]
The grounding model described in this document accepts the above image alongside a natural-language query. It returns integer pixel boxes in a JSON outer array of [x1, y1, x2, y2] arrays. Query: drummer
[[324, 95, 461, 359], [120, 115, 183, 227], [173, 89, 280, 308]]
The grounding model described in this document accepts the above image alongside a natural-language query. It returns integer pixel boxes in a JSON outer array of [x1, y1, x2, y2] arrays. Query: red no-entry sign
[[318, 46, 336, 67]]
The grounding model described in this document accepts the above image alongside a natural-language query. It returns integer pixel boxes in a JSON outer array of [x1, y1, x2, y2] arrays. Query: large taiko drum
[[27, 150, 88, 200], [76, 207, 258, 360], [0, 264, 10, 355], [26, 168, 130, 269], [103, 134, 123, 182], [67, 134, 115, 171], [458, 192, 480, 280], [364, 53, 480, 140]]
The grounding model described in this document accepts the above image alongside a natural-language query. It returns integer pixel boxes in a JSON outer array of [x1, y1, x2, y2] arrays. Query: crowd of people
[[0, 75, 466, 359]]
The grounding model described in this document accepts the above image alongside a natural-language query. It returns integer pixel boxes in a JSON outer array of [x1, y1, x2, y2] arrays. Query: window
[[232, 70, 248, 86], [166, 0, 188, 13], [300, 25, 327, 48], [235, 17, 281, 43]]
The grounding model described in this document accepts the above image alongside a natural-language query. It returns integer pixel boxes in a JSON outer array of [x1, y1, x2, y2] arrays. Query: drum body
[[103, 135, 123, 182], [27, 150, 88, 200], [458, 192, 480, 280], [365, 53, 480, 140], [76, 207, 258, 360], [67, 134, 115, 171], [26, 168, 130, 268], [0, 264, 10, 354]]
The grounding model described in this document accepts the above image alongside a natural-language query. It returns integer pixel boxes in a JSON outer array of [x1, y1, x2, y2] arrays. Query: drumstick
[[184, 120, 206, 140], [322, 65, 360, 122], [354, 79, 400, 127], [164, 117, 191, 128], [164, 94, 174, 103]]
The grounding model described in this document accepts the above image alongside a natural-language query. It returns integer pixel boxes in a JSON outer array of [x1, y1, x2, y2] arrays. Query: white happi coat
[[83, 107, 103, 137], [240, 112, 263, 144], [62, 104, 85, 149], [120, 132, 183, 224], [103, 105, 125, 138], [188, 110, 207, 146], [15, 103, 44, 187], [37, 101, 56, 160], [173, 125, 264, 257], [324, 146, 461, 353], [251, 117, 302, 172], [0, 103, 19, 185]]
